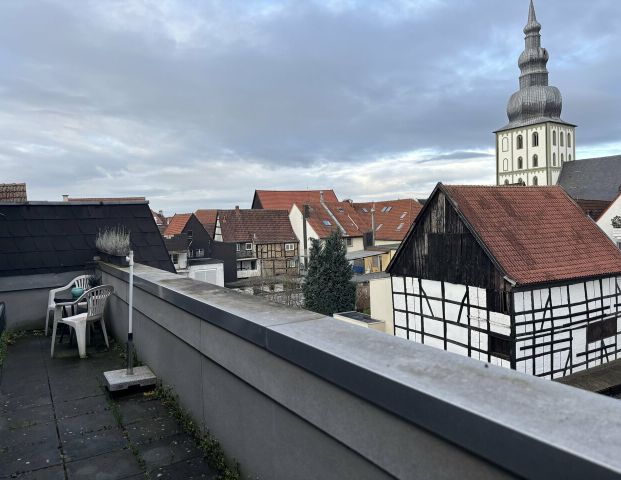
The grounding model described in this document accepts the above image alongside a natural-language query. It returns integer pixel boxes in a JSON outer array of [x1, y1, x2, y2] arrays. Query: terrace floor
[[0, 333, 217, 479]]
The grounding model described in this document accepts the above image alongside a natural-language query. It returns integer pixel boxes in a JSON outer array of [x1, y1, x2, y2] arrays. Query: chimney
[[319, 191, 324, 203], [62, 194, 69, 202], [158, 209, 163, 216]]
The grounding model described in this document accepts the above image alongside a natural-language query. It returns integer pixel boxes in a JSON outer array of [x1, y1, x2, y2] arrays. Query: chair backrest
[[84, 285, 114, 320], [73, 275, 91, 290]]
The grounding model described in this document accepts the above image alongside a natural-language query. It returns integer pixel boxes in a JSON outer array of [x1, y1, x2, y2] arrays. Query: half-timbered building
[[387, 184, 621, 379]]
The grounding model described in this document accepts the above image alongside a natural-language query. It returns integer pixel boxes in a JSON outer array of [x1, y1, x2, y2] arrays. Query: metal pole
[[126, 250, 134, 375]]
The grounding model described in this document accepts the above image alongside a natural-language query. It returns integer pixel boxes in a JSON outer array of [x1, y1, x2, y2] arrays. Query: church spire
[[502, 0, 564, 129]]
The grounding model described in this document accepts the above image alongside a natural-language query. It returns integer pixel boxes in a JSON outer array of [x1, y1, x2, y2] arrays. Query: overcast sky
[[1, 0, 620, 214]]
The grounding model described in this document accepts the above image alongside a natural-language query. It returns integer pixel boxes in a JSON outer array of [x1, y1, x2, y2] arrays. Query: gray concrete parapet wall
[[99, 262, 621, 480]]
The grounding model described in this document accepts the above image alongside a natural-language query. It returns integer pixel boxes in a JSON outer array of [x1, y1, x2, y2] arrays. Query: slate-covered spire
[[501, 0, 566, 129]]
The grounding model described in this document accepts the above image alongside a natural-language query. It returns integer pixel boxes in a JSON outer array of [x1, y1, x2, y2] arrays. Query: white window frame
[[245, 242, 253, 251], [195, 248, 204, 257], [285, 243, 295, 251], [236, 243, 241, 252]]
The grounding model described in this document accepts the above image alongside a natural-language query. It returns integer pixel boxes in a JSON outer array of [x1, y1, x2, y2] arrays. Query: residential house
[[289, 200, 370, 267], [596, 192, 621, 248], [152, 209, 169, 231], [558, 155, 621, 218], [214, 207, 299, 279], [0, 183, 27, 203], [163, 213, 212, 260], [195, 209, 218, 238], [251, 189, 338, 210], [388, 184, 621, 379], [162, 233, 189, 270]]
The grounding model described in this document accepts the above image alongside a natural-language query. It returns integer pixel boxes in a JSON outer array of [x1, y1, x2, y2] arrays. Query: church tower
[[495, 0, 576, 186]]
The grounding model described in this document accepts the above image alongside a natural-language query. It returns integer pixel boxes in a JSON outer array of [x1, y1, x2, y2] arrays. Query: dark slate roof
[[0, 202, 175, 277], [558, 156, 621, 202], [163, 233, 189, 252]]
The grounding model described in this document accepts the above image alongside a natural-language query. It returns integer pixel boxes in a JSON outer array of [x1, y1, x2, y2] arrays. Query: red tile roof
[[217, 208, 298, 243], [442, 185, 621, 286], [300, 201, 370, 238], [151, 210, 168, 226], [253, 190, 338, 210], [353, 199, 422, 242], [163, 213, 192, 236], [0, 183, 27, 203], [195, 209, 218, 238]]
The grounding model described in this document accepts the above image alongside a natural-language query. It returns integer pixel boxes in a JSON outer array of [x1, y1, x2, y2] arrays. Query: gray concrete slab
[[0, 334, 217, 480]]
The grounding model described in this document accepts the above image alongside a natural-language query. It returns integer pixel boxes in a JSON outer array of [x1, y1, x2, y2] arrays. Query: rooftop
[[0, 183, 27, 203], [0, 333, 218, 478], [252, 189, 338, 210], [217, 208, 297, 243], [558, 155, 621, 202]]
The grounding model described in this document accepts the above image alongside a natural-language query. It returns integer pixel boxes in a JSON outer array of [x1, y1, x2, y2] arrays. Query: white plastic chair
[[45, 275, 91, 335], [50, 285, 114, 359]]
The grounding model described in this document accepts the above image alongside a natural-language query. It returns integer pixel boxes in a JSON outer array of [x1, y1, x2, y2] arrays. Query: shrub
[[96, 226, 131, 256]]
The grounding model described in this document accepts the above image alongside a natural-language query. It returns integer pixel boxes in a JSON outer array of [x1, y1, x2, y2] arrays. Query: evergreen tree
[[303, 230, 356, 315]]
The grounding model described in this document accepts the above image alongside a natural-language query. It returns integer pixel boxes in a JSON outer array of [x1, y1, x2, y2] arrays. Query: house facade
[[214, 208, 299, 279], [289, 200, 369, 267], [388, 184, 621, 379], [163, 213, 213, 260]]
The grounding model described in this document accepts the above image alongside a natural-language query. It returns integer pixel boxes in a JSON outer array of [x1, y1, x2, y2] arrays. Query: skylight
[[362, 208, 368, 213], [382, 206, 392, 213], [400, 212, 407, 219], [376, 224, 383, 231], [323, 220, 331, 226], [396, 223, 404, 231]]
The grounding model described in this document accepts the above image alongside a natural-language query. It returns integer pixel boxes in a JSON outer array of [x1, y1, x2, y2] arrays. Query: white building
[[388, 184, 621, 379], [495, 1, 576, 187]]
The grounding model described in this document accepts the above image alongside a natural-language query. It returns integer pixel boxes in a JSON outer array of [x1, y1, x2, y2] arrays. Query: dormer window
[[517, 135, 523, 149]]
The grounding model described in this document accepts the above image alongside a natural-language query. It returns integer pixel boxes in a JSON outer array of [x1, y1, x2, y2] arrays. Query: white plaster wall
[[346, 237, 365, 253], [597, 197, 621, 246], [289, 204, 320, 265], [392, 276, 510, 368], [370, 277, 394, 334]]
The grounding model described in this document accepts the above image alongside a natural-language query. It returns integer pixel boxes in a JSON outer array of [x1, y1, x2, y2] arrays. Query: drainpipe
[[303, 204, 309, 269], [371, 203, 376, 246]]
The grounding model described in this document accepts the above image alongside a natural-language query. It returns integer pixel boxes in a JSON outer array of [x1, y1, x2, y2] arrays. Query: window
[[503, 158, 508, 171], [171, 253, 179, 265], [553, 153, 557, 166], [586, 317, 617, 344], [381, 206, 392, 213], [568, 154, 572, 161], [400, 212, 407, 219], [532, 154, 538, 167], [532, 131, 539, 147], [238, 259, 257, 271], [284, 243, 295, 251], [236, 243, 241, 252], [560, 132, 564, 147], [517, 178, 524, 185], [245, 242, 252, 251], [188, 250, 194, 258], [187, 230, 193, 240], [532, 176, 538, 186], [362, 208, 368, 213], [568, 133, 572, 148], [345, 237, 353, 247], [489, 333, 511, 360], [516, 135, 523, 149], [502, 137, 509, 152], [376, 223, 383, 231], [323, 220, 331, 226], [517, 157, 523, 169], [504, 179, 509, 185], [396, 223, 404, 231], [553, 130, 557, 145], [287, 259, 297, 268], [195, 248, 204, 257]]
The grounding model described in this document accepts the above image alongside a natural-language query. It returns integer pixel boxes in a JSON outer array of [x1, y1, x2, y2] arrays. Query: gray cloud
[[0, 0, 619, 213]]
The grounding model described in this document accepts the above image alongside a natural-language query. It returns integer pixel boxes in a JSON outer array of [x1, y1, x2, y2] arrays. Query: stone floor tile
[[0, 420, 58, 451], [61, 427, 127, 463], [125, 417, 182, 446], [0, 464, 66, 479], [65, 448, 143, 480], [55, 394, 110, 419], [58, 410, 118, 440], [0, 444, 62, 477], [0, 404, 55, 431], [139, 433, 202, 469], [149, 457, 218, 480]]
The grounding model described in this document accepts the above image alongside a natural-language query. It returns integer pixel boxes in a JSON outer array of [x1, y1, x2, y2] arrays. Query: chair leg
[[74, 322, 87, 359], [100, 319, 110, 349], [50, 310, 60, 358], [45, 308, 52, 336]]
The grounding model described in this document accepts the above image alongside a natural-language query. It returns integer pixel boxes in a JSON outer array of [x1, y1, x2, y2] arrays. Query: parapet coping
[[100, 262, 621, 479]]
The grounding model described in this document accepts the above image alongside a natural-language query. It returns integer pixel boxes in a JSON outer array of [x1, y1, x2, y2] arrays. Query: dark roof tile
[[558, 156, 621, 202]]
